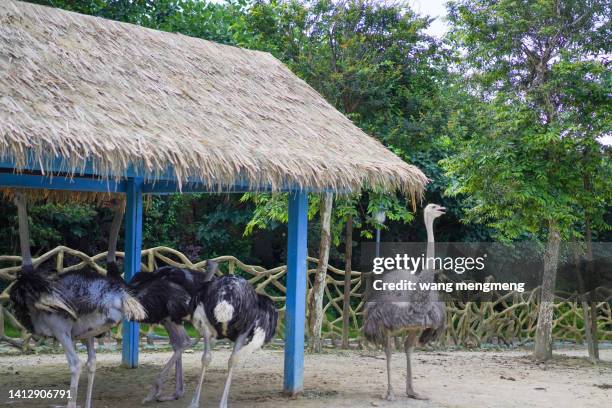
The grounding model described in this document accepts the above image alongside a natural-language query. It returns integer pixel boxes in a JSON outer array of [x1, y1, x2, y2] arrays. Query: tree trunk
[[341, 215, 353, 349], [584, 215, 599, 361], [308, 193, 333, 353], [534, 222, 561, 361], [581, 155, 600, 361], [571, 239, 596, 362]]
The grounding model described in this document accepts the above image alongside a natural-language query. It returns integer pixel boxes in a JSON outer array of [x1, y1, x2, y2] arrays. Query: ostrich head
[[424, 203, 445, 245], [424, 203, 446, 221]]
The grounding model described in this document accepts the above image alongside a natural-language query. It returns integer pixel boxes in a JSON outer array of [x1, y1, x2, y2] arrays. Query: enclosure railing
[[1, 246, 610, 351]]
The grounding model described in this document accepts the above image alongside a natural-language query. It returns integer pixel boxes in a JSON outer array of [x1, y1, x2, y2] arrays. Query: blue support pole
[[122, 177, 143, 368], [283, 191, 308, 396]]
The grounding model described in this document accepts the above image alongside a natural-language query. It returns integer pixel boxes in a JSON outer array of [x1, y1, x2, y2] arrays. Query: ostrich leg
[[143, 321, 190, 403], [53, 329, 82, 408], [188, 332, 212, 408], [155, 322, 192, 401], [405, 331, 427, 400], [84, 337, 97, 408], [174, 349, 184, 399], [383, 331, 396, 401], [219, 331, 249, 408]]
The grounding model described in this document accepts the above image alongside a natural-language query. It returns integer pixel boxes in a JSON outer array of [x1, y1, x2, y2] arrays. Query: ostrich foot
[[141, 389, 161, 404], [156, 392, 183, 402], [407, 390, 428, 400], [382, 389, 396, 401], [49, 405, 80, 408]]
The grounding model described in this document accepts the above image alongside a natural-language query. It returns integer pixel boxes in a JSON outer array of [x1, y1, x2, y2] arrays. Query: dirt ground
[[0, 345, 610, 408]]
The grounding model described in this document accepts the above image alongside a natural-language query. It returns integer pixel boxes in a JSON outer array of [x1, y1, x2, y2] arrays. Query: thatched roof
[[0, 0, 427, 197]]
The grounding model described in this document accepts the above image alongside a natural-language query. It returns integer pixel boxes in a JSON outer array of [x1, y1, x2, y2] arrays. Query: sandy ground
[[0, 346, 610, 408]]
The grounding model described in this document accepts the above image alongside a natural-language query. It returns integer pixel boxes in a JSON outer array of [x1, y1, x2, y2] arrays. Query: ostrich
[[103, 200, 219, 403], [363, 203, 446, 401], [9, 192, 147, 408], [128, 262, 218, 403], [189, 275, 278, 408]]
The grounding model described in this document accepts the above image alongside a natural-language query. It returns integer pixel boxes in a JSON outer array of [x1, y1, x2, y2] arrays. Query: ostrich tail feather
[[362, 310, 385, 344], [10, 270, 77, 331], [34, 293, 77, 319], [122, 293, 147, 321]]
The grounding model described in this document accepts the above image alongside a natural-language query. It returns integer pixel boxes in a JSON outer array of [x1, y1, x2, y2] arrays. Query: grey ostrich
[[363, 203, 446, 401], [9, 193, 146, 408]]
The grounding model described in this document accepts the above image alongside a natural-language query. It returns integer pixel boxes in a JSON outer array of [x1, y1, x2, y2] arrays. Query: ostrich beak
[[438, 207, 446, 214]]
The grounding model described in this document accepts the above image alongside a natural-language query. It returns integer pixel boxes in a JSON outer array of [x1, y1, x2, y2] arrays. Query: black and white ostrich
[[103, 201, 220, 403], [188, 275, 278, 408], [127, 262, 217, 403], [363, 203, 446, 401], [9, 192, 147, 408]]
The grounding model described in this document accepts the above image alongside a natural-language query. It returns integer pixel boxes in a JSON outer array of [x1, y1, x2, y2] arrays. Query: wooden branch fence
[[1, 246, 610, 351]]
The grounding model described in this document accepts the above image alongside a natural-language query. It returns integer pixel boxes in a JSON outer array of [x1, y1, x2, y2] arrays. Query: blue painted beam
[[0, 173, 126, 193], [122, 178, 143, 368], [283, 191, 308, 396], [0, 156, 346, 194], [0, 156, 179, 182]]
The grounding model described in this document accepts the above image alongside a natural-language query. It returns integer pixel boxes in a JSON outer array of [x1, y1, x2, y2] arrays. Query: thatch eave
[[0, 0, 428, 202]]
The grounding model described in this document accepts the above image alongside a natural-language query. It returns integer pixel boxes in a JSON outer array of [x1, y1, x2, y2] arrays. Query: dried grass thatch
[[0, 0, 427, 197]]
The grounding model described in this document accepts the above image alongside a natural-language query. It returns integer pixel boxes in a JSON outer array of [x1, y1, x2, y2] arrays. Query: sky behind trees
[[412, 0, 448, 37]]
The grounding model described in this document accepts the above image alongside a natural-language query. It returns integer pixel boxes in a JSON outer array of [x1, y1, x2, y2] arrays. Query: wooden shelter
[[0, 0, 427, 395]]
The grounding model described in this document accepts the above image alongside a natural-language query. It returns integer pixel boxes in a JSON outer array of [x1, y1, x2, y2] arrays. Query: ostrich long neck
[[426, 215, 435, 246], [14, 193, 33, 270], [106, 202, 124, 265], [421, 214, 436, 285]]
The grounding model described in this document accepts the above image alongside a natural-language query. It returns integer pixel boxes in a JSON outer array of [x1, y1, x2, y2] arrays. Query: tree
[[445, 0, 610, 361], [308, 192, 333, 352]]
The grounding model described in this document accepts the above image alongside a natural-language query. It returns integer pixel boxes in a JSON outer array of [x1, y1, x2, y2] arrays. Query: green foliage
[[240, 193, 319, 236], [1, 203, 101, 255], [238, 0, 445, 246], [143, 194, 255, 260], [443, 0, 611, 242], [28, 203, 98, 250]]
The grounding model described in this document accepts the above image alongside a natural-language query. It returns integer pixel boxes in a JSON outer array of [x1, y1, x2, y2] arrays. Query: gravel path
[[0, 346, 610, 407]]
